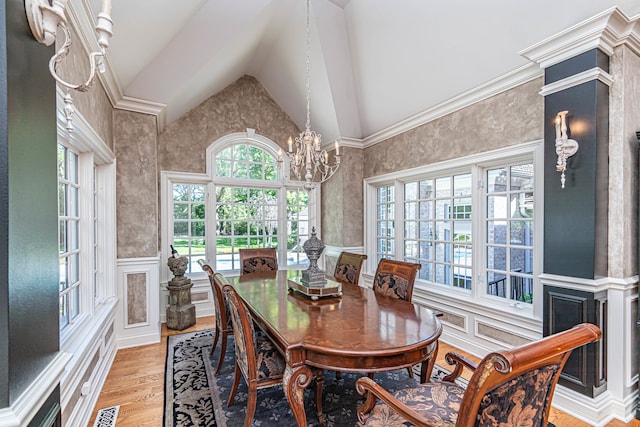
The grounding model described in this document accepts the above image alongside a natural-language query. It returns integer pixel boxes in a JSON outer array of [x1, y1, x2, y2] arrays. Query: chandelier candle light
[[25, 0, 113, 131], [283, 0, 341, 191]]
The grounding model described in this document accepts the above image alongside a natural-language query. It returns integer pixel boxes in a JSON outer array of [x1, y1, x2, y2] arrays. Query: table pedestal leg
[[283, 365, 312, 426]]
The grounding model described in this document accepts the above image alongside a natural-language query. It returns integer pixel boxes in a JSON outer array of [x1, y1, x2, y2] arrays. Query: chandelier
[[284, 0, 341, 191]]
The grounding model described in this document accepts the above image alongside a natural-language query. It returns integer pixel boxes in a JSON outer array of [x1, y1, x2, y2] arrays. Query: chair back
[[372, 258, 421, 301], [222, 282, 258, 382], [333, 252, 368, 286], [209, 272, 231, 331], [456, 323, 602, 427], [239, 248, 278, 275]]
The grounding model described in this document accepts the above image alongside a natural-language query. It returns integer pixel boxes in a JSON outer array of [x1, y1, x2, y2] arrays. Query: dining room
[[3, 1, 640, 427]]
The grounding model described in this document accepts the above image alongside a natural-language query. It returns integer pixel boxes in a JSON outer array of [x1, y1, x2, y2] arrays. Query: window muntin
[[58, 144, 81, 330], [215, 144, 277, 180], [173, 183, 206, 274], [485, 163, 534, 303], [286, 189, 309, 266], [375, 185, 395, 262], [214, 185, 279, 271], [404, 173, 472, 288], [169, 140, 312, 274]]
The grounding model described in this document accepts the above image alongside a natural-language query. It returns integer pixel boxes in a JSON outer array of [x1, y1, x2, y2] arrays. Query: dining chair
[[222, 283, 324, 427], [239, 248, 278, 275], [372, 258, 421, 302], [371, 258, 423, 379], [198, 260, 232, 374], [355, 323, 602, 427], [333, 251, 368, 286]]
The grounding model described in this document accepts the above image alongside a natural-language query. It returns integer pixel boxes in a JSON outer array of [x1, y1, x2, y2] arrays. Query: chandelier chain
[[305, 0, 311, 132]]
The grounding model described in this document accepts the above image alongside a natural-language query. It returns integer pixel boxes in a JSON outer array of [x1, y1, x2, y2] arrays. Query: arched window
[[164, 130, 316, 275]]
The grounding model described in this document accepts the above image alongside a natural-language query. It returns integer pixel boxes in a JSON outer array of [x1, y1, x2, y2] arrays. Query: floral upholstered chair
[[222, 282, 324, 427], [333, 251, 368, 286], [372, 258, 421, 302], [355, 323, 602, 427], [199, 261, 232, 375], [239, 248, 278, 275]]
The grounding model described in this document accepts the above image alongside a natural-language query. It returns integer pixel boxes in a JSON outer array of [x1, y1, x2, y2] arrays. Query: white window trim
[[161, 130, 321, 282], [364, 140, 544, 320], [56, 89, 117, 350]]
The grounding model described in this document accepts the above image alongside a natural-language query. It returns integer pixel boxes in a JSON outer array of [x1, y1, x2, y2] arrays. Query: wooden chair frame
[[355, 323, 602, 427], [333, 251, 368, 286], [199, 262, 233, 375], [223, 283, 324, 426], [372, 258, 422, 301], [238, 247, 278, 275]]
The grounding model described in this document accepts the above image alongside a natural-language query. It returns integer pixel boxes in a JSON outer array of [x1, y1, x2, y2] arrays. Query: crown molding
[[539, 67, 614, 96], [520, 7, 640, 69], [361, 64, 541, 149], [115, 96, 167, 132], [67, 0, 167, 132], [66, 0, 122, 106]]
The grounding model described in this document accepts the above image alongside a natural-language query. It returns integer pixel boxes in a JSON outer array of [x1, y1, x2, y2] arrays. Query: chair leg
[[215, 331, 228, 374], [210, 325, 220, 356], [313, 369, 325, 424], [243, 383, 258, 427], [228, 361, 242, 407], [406, 366, 414, 378]]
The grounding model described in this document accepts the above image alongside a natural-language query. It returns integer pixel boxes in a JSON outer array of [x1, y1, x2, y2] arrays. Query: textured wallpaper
[[56, 25, 113, 149], [113, 110, 158, 258], [158, 75, 299, 174], [321, 147, 364, 247], [363, 78, 544, 178], [610, 45, 640, 278]]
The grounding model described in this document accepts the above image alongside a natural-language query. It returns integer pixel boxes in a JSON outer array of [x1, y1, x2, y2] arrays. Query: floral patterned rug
[[163, 329, 465, 427]]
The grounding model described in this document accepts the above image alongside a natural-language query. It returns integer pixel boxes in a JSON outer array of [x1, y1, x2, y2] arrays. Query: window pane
[[453, 174, 472, 196], [174, 203, 189, 219], [405, 182, 417, 200], [453, 221, 471, 243], [487, 246, 507, 270], [419, 180, 434, 199], [487, 221, 507, 245], [510, 221, 533, 245], [487, 168, 507, 193], [511, 164, 534, 191], [435, 177, 451, 197], [405, 202, 417, 220], [404, 221, 417, 239], [487, 195, 507, 219]]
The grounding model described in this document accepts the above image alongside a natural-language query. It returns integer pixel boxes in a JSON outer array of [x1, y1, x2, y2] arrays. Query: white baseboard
[[116, 331, 161, 350]]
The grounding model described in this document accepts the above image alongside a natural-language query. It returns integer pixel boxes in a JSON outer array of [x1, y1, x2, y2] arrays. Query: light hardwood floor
[[88, 316, 638, 426]]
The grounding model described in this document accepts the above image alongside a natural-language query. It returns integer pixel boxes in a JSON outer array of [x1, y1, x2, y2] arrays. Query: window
[[366, 143, 541, 316], [403, 174, 472, 288], [173, 183, 207, 274], [58, 144, 81, 329], [56, 110, 116, 340], [375, 185, 395, 262], [164, 133, 315, 275], [485, 163, 534, 303]]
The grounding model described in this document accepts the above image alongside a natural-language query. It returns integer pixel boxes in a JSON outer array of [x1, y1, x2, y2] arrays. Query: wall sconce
[[554, 110, 579, 189], [24, 0, 113, 131]]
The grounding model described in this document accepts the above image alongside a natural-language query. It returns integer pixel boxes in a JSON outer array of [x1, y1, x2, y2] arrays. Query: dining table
[[229, 269, 443, 426]]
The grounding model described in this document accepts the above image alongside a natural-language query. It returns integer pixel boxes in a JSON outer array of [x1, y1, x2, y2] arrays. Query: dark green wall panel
[[5, 0, 59, 406]]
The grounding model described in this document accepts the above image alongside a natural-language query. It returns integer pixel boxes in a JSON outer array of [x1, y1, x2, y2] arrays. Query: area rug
[[164, 329, 457, 427]]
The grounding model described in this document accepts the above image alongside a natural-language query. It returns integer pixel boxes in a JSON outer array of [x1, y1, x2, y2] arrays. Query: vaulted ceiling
[[87, 0, 640, 144]]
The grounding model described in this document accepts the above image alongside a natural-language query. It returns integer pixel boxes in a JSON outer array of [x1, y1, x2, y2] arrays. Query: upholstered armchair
[[372, 258, 421, 301], [333, 251, 368, 286], [239, 248, 278, 275], [355, 323, 602, 427], [198, 261, 232, 374], [222, 282, 324, 427]]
